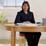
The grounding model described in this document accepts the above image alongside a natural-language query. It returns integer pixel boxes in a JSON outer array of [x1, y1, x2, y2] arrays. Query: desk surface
[[0, 23, 46, 32], [3, 24, 46, 32]]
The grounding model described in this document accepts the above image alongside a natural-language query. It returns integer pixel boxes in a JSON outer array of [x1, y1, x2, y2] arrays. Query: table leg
[[11, 31, 16, 46]]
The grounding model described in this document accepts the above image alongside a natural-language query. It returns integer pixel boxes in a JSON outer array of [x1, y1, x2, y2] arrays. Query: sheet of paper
[[16, 23, 38, 26]]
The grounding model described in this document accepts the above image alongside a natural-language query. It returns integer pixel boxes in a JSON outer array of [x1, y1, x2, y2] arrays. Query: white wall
[[0, 0, 46, 40], [28, 0, 46, 22]]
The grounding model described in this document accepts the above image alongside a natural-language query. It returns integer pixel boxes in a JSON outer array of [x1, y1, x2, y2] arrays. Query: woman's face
[[22, 3, 28, 11]]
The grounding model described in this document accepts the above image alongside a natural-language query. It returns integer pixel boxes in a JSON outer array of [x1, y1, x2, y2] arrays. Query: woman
[[14, 1, 41, 46]]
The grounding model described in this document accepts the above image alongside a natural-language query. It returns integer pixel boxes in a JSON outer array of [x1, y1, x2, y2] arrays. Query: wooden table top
[[3, 24, 46, 32]]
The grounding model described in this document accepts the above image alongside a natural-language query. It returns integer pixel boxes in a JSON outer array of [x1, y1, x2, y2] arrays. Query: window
[[4, 0, 15, 6], [0, 0, 4, 6], [15, 0, 24, 6], [0, 0, 24, 7]]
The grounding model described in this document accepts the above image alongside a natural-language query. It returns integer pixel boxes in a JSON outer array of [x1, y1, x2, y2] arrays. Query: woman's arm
[[14, 12, 21, 24], [31, 12, 35, 23]]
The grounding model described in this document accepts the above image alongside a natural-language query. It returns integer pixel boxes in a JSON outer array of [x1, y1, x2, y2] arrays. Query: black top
[[14, 11, 41, 34], [14, 11, 35, 24]]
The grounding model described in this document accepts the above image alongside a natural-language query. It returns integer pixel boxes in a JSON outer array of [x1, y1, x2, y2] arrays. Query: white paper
[[16, 22, 38, 26]]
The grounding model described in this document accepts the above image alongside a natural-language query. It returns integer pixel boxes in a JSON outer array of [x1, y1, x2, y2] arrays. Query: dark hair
[[22, 1, 30, 12]]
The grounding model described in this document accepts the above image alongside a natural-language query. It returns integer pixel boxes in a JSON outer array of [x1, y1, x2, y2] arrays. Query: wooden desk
[[4, 24, 46, 46]]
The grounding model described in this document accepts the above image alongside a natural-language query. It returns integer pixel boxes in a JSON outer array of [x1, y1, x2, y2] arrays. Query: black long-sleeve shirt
[[14, 10, 41, 34], [14, 11, 35, 24]]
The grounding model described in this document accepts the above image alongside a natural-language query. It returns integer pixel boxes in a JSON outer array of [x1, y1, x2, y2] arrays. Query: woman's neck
[[24, 11, 28, 14]]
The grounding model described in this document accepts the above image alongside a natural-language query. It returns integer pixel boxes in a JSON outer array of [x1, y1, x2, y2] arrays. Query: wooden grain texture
[[6, 26, 46, 32], [11, 27, 16, 46]]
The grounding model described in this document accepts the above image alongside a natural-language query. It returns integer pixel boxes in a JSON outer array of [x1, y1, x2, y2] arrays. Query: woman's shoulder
[[17, 10, 23, 14], [17, 11, 34, 15], [29, 11, 33, 14]]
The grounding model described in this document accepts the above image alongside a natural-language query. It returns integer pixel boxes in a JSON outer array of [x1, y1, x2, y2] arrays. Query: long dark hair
[[22, 1, 30, 12]]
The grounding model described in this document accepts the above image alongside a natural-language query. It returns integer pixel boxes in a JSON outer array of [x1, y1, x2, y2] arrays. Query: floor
[[0, 44, 46, 46], [0, 38, 46, 46]]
